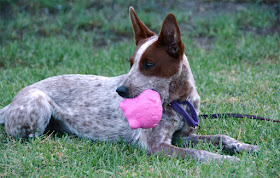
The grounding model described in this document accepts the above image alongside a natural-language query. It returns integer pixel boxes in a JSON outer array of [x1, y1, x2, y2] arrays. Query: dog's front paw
[[200, 152, 240, 163], [236, 143, 260, 153], [216, 155, 240, 163], [245, 144, 260, 152]]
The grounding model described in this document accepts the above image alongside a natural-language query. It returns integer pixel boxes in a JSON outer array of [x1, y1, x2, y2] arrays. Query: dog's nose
[[116, 85, 129, 98]]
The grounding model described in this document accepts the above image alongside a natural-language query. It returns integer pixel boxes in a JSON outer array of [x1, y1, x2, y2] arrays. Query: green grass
[[0, 0, 280, 177]]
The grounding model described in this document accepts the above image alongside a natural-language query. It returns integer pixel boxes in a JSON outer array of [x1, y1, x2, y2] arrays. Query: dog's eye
[[144, 62, 155, 70]]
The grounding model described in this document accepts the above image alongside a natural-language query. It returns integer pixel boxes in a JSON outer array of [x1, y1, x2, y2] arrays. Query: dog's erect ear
[[129, 6, 155, 45], [158, 13, 184, 58]]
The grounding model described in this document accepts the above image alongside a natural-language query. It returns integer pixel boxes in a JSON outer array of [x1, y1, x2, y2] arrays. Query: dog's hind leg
[[4, 89, 57, 138]]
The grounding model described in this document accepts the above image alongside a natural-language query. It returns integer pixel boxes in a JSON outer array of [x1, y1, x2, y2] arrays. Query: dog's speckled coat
[[0, 7, 258, 162]]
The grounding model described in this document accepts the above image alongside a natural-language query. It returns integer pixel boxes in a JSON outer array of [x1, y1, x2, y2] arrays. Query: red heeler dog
[[0, 7, 259, 162]]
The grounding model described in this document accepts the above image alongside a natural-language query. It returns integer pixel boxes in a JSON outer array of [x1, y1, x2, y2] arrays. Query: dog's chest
[[161, 106, 187, 132]]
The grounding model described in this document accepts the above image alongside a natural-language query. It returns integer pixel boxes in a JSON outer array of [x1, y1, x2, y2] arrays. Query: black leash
[[199, 113, 280, 123], [171, 100, 280, 125]]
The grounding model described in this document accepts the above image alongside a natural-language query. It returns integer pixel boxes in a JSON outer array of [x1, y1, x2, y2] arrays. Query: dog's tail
[[200, 113, 280, 123], [0, 105, 9, 124]]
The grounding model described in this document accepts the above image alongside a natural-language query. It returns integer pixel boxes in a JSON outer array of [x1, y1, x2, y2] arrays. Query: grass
[[0, 0, 280, 177]]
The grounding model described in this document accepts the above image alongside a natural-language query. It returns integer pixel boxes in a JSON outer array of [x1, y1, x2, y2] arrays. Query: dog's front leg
[[141, 122, 240, 163], [149, 142, 240, 163], [184, 134, 259, 153]]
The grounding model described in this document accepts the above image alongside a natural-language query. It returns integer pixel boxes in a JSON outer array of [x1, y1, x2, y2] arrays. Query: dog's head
[[117, 7, 195, 105]]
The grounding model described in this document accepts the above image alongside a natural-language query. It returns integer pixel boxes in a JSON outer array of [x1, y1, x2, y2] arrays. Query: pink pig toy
[[120, 89, 163, 129]]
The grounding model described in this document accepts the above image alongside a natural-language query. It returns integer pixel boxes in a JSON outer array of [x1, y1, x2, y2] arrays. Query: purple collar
[[170, 100, 199, 128]]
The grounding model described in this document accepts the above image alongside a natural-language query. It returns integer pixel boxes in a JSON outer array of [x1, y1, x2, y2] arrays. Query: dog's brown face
[[116, 7, 194, 105]]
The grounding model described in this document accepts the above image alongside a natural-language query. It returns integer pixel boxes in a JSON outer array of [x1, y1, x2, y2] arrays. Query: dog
[[0, 7, 258, 162]]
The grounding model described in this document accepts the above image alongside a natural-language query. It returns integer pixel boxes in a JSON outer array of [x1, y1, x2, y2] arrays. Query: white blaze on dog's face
[[123, 7, 192, 105]]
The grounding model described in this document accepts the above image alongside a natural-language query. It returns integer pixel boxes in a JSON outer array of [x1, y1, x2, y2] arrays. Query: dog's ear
[[158, 13, 184, 58], [129, 6, 155, 45]]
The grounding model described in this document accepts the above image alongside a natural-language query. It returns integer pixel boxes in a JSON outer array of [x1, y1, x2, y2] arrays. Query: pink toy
[[120, 89, 163, 129]]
